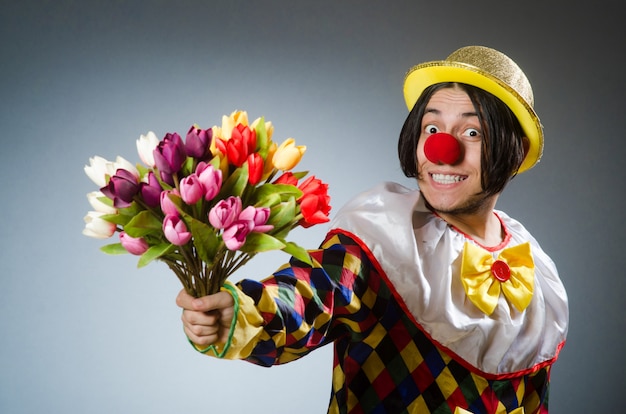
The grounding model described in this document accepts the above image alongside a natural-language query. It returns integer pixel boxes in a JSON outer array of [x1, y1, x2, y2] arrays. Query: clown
[[177, 46, 569, 414]]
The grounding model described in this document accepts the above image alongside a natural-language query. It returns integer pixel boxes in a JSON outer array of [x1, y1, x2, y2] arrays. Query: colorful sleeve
[[231, 230, 381, 366]]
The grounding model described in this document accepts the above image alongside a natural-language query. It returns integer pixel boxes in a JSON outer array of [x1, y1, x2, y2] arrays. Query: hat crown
[[446, 46, 534, 107]]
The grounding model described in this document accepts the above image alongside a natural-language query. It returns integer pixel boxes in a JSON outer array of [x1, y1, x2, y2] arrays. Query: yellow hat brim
[[403, 61, 543, 173]]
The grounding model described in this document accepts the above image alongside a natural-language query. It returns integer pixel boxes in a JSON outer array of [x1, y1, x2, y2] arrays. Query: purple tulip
[[119, 231, 149, 255], [160, 189, 181, 216], [140, 171, 163, 208], [100, 168, 140, 208], [239, 206, 273, 233], [222, 220, 254, 251], [185, 125, 212, 159], [208, 196, 242, 230], [179, 174, 203, 205], [162, 214, 192, 246], [153, 133, 186, 184], [196, 162, 222, 201]]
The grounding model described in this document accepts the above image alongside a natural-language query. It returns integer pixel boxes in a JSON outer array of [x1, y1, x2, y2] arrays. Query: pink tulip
[[208, 196, 242, 229], [180, 174, 203, 204], [196, 162, 222, 201], [239, 206, 273, 233], [119, 231, 149, 255], [222, 221, 254, 250], [160, 189, 181, 216], [162, 214, 192, 246]]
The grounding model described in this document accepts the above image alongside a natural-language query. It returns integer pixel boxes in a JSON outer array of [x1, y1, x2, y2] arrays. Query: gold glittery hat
[[403, 45, 543, 173]]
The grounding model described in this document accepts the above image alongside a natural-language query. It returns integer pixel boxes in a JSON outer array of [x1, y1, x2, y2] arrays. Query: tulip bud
[[222, 221, 254, 251], [221, 110, 249, 140], [196, 162, 222, 201], [239, 206, 273, 233], [136, 131, 160, 167], [247, 153, 264, 185], [273, 171, 299, 186], [84, 156, 114, 187], [297, 176, 331, 228], [162, 214, 192, 246], [179, 174, 203, 205], [119, 231, 149, 255], [153, 133, 186, 184], [83, 211, 116, 239], [185, 125, 212, 159], [86, 191, 117, 214], [160, 189, 181, 216], [272, 138, 306, 171], [140, 171, 163, 208], [100, 169, 140, 208], [208, 196, 242, 229]]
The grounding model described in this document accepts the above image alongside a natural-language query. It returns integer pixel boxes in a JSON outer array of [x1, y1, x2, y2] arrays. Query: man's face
[[416, 86, 498, 216]]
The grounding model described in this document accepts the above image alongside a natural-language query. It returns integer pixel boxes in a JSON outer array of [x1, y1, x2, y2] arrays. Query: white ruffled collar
[[330, 182, 568, 375]]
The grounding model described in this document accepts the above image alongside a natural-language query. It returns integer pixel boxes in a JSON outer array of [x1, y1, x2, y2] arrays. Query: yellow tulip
[[272, 138, 306, 171], [221, 110, 249, 140]]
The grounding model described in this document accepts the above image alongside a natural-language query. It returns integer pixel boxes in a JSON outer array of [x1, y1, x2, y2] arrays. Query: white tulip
[[136, 131, 159, 167], [86, 191, 117, 214], [82, 211, 116, 239]]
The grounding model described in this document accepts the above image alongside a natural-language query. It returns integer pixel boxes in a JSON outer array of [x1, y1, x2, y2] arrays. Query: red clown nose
[[423, 133, 461, 165]]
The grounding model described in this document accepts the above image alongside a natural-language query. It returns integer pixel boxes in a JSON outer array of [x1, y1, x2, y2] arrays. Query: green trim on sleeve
[[187, 283, 240, 358]]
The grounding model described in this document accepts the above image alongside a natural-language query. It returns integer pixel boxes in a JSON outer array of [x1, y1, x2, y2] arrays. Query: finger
[[183, 319, 220, 338], [188, 291, 234, 313], [182, 309, 220, 326], [184, 326, 220, 347]]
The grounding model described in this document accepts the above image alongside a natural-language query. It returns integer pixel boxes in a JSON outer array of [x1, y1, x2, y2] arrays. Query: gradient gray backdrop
[[1, 1, 624, 413]]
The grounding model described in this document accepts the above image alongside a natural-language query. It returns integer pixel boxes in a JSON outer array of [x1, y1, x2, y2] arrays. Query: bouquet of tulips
[[83, 111, 331, 297]]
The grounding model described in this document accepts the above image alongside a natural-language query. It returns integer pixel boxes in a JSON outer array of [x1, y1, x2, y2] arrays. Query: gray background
[[1, 1, 624, 413]]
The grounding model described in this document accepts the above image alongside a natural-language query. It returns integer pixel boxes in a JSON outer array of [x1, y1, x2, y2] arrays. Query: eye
[[463, 128, 481, 139], [424, 124, 439, 134]]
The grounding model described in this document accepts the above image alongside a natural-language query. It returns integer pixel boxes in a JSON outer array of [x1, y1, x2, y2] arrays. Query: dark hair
[[397, 82, 526, 196]]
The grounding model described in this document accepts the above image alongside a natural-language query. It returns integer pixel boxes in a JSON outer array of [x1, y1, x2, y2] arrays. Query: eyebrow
[[424, 108, 479, 118]]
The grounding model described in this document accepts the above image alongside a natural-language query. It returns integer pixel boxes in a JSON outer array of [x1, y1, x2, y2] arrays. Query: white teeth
[[431, 173, 466, 184]]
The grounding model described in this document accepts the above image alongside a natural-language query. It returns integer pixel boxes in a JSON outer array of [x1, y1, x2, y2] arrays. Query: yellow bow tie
[[460, 241, 535, 315], [454, 407, 525, 414]]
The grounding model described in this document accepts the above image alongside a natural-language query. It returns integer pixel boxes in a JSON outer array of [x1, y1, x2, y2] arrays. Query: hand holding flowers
[[83, 111, 331, 296]]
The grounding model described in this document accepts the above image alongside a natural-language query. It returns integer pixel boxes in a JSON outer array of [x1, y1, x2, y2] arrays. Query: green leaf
[[218, 164, 249, 199], [282, 241, 312, 266], [254, 117, 269, 156], [291, 171, 309, 180], [187, 216, 221, 264], [117, 201, 143, 217], [253, 183, 302, 206], [137, 243, 175, 268], [136, 163, 150, 179], [267, 197, 297, 228], [240, 232, 285, 253], [100, 213, 131, 226], [253, 192, 281, 208], [100, 243, 128, 255], [124, 210, 163, 238]]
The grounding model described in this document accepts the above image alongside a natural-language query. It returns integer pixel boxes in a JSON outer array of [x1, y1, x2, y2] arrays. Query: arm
[[177, 231, 380, 364]]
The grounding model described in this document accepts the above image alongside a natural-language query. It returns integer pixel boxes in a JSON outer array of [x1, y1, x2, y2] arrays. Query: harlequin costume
[[189, 46, 569, 413]]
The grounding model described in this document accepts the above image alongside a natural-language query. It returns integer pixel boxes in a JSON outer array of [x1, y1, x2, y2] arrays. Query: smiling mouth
[[430, 173, 467, 184]]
